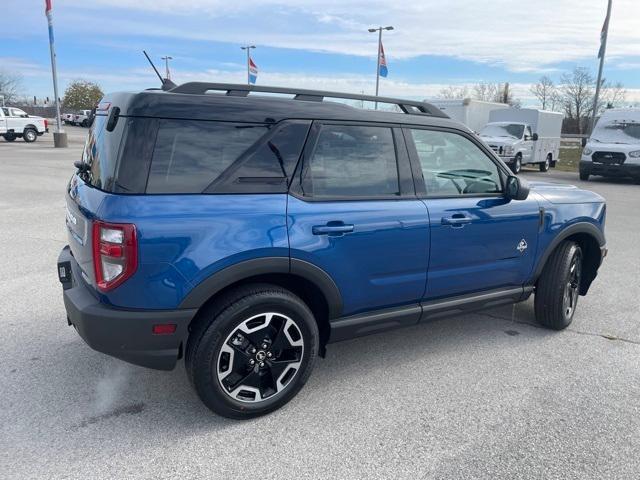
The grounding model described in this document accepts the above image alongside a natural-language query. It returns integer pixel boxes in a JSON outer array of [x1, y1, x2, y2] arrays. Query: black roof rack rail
[[169, 82, 448, 118]]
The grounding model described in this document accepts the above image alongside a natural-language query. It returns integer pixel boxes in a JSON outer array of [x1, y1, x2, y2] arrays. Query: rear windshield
[[80, 113, 124, 191]]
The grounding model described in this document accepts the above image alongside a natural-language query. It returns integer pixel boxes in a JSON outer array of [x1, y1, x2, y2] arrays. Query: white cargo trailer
[[430, 98, 508, 133], [479, 108, 564, 174]]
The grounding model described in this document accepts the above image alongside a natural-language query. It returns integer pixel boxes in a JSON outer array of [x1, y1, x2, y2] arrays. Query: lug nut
[[259, 362, 265, 367], [261, 343, 268, 349], [249, 359, 255, 365], [267, 352, 273, 358], [250, 347, 256, 354]]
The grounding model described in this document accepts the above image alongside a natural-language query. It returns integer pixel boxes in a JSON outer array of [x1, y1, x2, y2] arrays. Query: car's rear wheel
[[23, 128, 37, 143], [539, 154, 551, 172], [3, 133, 16, 142], [534, 241, 583, 330], [186, 284, 318, 419]]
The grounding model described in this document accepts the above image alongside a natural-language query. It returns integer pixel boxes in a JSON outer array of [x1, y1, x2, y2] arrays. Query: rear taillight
[[92, 221, 137, 292], [44, 119, 48, 129]]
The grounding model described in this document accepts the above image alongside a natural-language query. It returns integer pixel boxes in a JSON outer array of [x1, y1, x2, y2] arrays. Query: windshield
[[480, 124, 524, 139], [591, 121, 640, 144]]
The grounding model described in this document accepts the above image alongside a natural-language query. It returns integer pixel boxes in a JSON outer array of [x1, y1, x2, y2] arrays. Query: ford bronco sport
[[58, 83, 607, 419]]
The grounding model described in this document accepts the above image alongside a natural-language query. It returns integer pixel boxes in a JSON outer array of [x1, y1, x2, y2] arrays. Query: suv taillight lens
[[92, 221, 137, 292]]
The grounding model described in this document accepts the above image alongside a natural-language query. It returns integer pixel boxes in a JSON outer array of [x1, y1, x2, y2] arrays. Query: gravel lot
[[1, 127, 639, 479]]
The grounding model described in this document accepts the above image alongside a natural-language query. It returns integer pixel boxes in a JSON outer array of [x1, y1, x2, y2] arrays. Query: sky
[[2, 0, 640, 106]]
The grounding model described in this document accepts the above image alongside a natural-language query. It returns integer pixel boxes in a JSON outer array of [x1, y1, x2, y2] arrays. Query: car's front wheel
[[534, 241, 583, 330], [511, 154, 522, 174], [186, 284, 319, 419]]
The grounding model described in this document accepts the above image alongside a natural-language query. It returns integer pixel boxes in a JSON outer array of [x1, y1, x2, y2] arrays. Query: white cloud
[[60, 0, 640, 71]]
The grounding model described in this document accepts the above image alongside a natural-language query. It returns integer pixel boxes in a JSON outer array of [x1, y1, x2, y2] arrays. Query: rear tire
[[3, 133, 16, 142], [23, 128, 37, 143], [186, 284, 319, 419], [539, 154, 551, 172], [534, 241, 583, 330]]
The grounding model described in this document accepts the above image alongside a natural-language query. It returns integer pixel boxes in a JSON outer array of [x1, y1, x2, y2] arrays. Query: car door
[[288, 122, 430, 317], [404, 126, 540, 300], [522, 125, 535, 162], [0, 108, 7, 134]]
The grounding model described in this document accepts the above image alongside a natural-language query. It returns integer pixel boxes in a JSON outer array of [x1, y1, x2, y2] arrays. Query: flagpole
[[375, 28, 382, 109], [590, 0, 612, 133], [240, 45, 255, 86], [368, 26, 393, 110], [45, 0, 67, 147]]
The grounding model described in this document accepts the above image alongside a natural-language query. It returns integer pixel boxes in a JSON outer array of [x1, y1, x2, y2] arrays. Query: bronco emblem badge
[[517, 239, 528, 253]]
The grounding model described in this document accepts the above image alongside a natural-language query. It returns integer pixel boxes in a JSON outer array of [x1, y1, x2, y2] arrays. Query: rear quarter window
[[81, 113, 126, 191], [146, 120, 267, 194]]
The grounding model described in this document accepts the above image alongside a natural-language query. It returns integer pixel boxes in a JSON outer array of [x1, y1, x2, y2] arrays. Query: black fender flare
[[178, 257, 343, 318], [23, 124, 38, 133], [530, 221, 605, 284]]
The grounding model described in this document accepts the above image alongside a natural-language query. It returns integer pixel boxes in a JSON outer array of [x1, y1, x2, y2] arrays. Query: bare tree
[[560, 67, 595, 134], [601, 81, 627, 110], [472, 82, 518, 106], [437, 85, 470, 99], [0, 70, 23, 104], [530, 76, 557, 110]]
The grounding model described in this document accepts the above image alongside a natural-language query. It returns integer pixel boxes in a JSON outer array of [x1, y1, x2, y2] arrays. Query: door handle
[[441, 214, 472, 228], [312, 222, 354, 236]]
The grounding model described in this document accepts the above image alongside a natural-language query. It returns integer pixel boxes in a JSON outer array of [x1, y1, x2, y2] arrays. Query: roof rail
[[169, 82, 448, 118]]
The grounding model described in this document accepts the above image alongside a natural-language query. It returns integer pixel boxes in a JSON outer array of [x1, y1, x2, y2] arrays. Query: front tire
[[186, 284, 319, 419], [534, 241, 583, 330], [579, 170, 590, 181], [23, 128, 37, 143], [511, 154, 522, 174]]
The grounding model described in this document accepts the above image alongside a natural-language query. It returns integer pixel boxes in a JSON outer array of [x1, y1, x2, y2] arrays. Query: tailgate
[[65, 174, 104, 286]]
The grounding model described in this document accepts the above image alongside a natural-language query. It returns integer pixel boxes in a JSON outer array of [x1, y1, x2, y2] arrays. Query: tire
[[534, 241, 583, 330], [186, 284, 319, 419], [23, 128, 37, 143], [3, 133, 16, 142], [539, 154, 551, 172], [511, 154, 522, 174], [579, 170, 590, 181], [81, 120, 89, 127]]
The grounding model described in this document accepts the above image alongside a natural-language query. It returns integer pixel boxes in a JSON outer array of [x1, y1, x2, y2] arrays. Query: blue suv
[[58, 83, 607, 418]]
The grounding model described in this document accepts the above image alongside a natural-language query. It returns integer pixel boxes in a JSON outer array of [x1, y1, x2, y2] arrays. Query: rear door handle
[[312, 222, 354, 236], [441, 214, 472, 228]]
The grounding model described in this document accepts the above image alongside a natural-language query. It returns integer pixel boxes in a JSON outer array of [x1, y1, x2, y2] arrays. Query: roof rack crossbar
[[169, 82, 448, 118]]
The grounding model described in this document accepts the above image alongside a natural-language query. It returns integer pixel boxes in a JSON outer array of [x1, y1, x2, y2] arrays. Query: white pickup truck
[[73, 110, 93, 127], [0, 107, 48, 142]]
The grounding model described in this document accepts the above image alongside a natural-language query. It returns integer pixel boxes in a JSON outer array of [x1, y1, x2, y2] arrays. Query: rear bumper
[[58, 246, 197, 370], [580, 160, 640, 178]]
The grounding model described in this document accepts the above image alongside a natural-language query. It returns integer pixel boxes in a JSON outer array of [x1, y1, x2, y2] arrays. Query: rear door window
[[299, 124, 400, 198], [146, 120, 268, 194]]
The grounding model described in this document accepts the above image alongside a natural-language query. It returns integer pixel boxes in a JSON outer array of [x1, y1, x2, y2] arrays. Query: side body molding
[[178, 257, 343, 318]]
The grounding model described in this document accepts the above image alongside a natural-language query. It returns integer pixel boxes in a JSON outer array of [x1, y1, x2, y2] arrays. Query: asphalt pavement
[[1, 127, 639, 479]]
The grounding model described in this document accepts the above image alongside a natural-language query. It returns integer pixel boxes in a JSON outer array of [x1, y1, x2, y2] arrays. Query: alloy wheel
[[563, 252, 582, 318], [217, 312, 304, 403]]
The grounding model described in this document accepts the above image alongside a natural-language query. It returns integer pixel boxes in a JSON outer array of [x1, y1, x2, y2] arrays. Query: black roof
[[106, 82, 466, 130]]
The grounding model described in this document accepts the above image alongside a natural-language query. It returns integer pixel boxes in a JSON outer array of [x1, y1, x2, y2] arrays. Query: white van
[[480, 108, 564, 174], [579, 109, 640, 182], [431, 98, 508, 133]]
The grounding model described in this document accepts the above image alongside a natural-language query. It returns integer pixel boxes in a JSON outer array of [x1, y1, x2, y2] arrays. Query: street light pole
[[368, 26, 393, 110], [240, 45, 256, 85], [161, 56, 173, 80]]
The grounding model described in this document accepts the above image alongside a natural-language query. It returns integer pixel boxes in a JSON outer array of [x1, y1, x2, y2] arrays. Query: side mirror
[[505, 176, 530, 201], [532, 133, 539, 141]]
